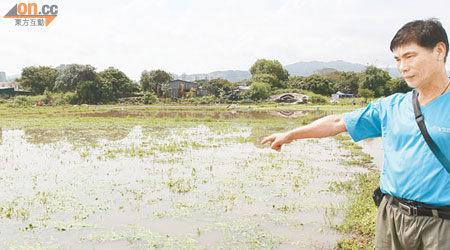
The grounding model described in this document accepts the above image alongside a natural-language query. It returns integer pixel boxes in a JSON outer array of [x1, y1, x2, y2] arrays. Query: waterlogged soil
[[0, 107, 370, 249]]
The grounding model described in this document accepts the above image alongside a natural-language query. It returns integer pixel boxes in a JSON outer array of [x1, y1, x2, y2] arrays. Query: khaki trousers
[[375, 196, 450, 250]]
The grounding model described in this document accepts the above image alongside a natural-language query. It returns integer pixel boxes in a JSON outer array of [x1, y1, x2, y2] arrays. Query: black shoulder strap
[[412, 90, 450, 174]]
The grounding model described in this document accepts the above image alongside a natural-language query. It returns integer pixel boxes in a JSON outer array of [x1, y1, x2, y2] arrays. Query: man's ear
[[434, 42, 447, 62]]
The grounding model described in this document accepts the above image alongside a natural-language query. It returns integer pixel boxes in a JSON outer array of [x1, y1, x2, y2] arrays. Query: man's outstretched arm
[[260, 114, 347, 152]]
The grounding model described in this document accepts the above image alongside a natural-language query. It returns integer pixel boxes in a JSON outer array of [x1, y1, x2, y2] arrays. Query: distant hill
[[172, 60, 407, 83], [284, 60, 366, 76]]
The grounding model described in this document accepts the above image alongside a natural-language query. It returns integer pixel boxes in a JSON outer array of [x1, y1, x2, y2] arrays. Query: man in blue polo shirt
[[262, 18, 450, 249]]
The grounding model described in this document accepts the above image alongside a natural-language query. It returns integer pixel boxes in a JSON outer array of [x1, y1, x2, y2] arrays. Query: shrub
[[310, 94, 328, 104], [63, 92, 78, 105], [249, 82, 271, 100], [143, 92, 158, 104], [8, 95, 44, 107]]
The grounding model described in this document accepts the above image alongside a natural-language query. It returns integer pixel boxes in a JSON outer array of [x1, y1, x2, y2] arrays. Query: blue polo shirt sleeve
[[343, 99, 383, 142]]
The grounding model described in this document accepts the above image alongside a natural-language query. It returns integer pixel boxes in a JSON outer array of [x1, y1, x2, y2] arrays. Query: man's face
[[393, 42, 442, 89]]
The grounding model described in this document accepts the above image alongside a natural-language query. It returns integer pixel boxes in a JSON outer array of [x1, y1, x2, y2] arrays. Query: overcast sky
[[1, 0, 450, 80]]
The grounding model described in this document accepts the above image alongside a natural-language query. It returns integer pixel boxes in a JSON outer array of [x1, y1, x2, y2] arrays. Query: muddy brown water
[[0, 109, 373, 249]]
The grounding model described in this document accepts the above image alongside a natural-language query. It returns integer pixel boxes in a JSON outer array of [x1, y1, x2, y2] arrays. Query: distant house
[[0, 81, 19, 90], [0, 81, 31, 97], [162, 80, 198, 98], [0, 87, 32, 97]]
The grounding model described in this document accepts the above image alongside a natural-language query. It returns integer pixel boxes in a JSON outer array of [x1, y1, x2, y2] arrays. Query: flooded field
[[0, 107, 372, 249]]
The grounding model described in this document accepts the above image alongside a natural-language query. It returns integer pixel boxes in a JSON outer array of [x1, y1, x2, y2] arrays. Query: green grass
[[331, 135, 379, 250]]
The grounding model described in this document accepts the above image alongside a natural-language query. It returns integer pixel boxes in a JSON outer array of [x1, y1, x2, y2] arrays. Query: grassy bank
[[332, 135, 379, 249]]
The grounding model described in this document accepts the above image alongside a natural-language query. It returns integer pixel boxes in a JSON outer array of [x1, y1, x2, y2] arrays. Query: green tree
[[202, 78, 233, 98], [250, 59, 289, 89], [251, 74, 279, 88], [54, 64, 97, 93], [302, 74, 334, 95], [331, 71, 360, 95], [140, 72, 152, 92], [18, 66, 58, 95], [76, 80, 101, 104], [140, 70, 173, 95], [358, 88, 375, 102], [386, 77, 412, 95], [286, 75, 306, 90], [97, 68, 138, 102], [358, 66, 391, 97], [249, 82, 271, 100], [143, 92, 158, 104]]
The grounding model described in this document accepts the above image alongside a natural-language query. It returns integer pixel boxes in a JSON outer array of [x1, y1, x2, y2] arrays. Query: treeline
[[11, 59, 410, 105]]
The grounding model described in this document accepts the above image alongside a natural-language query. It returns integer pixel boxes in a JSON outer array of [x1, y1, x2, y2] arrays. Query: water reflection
[[13, 110, 330, 146]]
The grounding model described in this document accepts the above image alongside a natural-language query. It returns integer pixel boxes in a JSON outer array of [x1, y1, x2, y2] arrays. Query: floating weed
[[167, 178, 194, 194]]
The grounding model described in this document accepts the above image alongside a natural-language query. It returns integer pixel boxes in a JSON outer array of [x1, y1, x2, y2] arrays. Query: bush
[[8, 95, 45, 107], [249, 82, 271, 100], [63, 92, 78, 104], [310, 94, 328, 104], [271, 88, 302, 95], [358, 88, 375, 99], [143, 92, 158, 104]]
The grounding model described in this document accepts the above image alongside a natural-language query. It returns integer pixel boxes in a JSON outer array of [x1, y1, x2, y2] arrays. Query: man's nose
[[398, 61, 410, 73]]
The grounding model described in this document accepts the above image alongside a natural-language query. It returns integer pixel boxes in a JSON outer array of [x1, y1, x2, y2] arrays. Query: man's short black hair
[[390, 18, 449, 62]]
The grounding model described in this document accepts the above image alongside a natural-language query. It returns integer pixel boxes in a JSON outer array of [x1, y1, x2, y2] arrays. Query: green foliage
[[335, 172, 379, 249], [97, 68, 138, 102], [386, 77, 412, 94], [250, 59, 289, 89], [7, 95, 45, 107], [358, 88, 375, 99], [18, 66, 58, 95], [184, 95, 218, 104], [63, 92, 78, 104], [332, 71, 360, 95], [249, 82, 271, 100], [251, 74, 280, 88], [309, 94, 328, 104], [76, 81, 101, 104], [271, 88, 302, 95], [286, 76, 306, 90], [54, 64, 97, 93], [143, 92, 158, 104], [140, 70, 173, 95], [358, 66, 391, 97], [202, 78, 233, 98], [302, 74, 334, 96]]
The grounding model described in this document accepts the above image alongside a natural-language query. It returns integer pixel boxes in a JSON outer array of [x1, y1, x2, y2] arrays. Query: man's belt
[[387, 194, 450, 220]]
